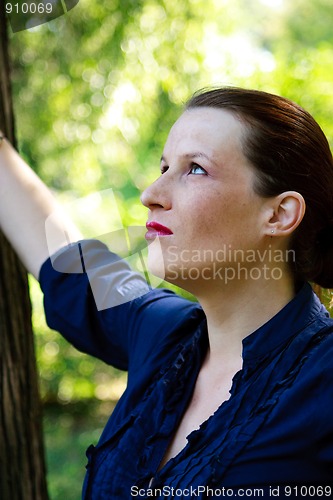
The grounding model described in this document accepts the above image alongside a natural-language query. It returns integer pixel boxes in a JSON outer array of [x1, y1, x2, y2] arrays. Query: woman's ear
[[266, 191, 306, 237]]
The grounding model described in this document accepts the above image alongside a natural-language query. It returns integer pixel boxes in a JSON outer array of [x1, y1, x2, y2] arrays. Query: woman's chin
[[146, 238, 167, 280]]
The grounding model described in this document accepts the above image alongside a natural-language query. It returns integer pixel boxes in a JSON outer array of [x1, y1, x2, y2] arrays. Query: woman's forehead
[[164, 107, 245, 155]]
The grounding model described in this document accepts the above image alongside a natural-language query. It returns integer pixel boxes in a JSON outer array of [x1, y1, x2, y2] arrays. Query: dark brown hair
[[186, 87, 333, 288]]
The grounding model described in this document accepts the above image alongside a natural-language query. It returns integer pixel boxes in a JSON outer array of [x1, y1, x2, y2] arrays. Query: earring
[[271, 229, 275, 234]]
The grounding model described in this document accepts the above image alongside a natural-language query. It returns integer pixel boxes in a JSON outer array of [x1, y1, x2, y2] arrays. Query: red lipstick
[[145, 221, 173, 239]]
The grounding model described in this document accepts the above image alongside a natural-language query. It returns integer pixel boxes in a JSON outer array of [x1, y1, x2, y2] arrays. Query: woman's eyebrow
[[160, 152, 216, 164]]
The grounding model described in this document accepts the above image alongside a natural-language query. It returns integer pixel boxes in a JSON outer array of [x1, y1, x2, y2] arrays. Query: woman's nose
[[140, 175, 172, 210]]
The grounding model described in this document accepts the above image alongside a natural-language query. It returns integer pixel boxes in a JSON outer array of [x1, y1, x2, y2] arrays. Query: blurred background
[[8, 0, 333, 498]]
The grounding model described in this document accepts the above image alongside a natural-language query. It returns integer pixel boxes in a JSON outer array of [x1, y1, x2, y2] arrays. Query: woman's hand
[[0, 134, 82, 279]]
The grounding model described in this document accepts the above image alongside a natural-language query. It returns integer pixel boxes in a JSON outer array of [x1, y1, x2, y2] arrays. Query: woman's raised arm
[[0, 135, 82, 279]]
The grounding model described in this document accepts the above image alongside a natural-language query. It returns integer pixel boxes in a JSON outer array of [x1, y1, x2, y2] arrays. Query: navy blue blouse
[[39, 240, 333, 499]]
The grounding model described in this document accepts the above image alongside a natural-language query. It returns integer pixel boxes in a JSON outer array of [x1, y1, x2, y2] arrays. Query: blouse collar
[[241, 282, 329, 367]]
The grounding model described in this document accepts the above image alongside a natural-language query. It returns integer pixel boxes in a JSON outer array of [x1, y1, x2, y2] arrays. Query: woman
[[1, 87, 333, 498]]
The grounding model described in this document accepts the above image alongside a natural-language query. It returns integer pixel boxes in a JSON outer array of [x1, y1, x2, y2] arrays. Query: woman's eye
[[189, 164, 207, 175]]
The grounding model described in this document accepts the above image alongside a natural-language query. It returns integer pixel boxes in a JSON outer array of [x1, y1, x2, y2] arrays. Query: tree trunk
[[0, 10, 49, 500]]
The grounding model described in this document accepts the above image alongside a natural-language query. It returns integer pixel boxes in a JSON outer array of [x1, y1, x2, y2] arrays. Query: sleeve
[[39, 239, 200, 371]]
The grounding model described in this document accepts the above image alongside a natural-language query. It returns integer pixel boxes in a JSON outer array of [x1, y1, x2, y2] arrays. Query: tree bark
[[0, 10, 49, 500]]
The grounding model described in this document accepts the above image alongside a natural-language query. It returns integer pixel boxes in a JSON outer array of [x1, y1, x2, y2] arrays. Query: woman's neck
[[195, 272, 295, 365]]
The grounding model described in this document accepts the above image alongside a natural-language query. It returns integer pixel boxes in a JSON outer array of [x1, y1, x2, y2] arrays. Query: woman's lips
[[145, 221, 173, 239]]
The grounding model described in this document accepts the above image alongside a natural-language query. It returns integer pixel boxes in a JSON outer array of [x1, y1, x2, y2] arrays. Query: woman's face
[[141, 107, 270, 291]]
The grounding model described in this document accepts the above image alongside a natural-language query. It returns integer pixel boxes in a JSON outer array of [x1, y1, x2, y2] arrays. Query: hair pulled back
[[186, 87, 333, 288]]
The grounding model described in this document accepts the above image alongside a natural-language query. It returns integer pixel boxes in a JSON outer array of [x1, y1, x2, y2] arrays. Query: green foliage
[[44, 403, 111, 500], [10, 0, 333, 405]]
